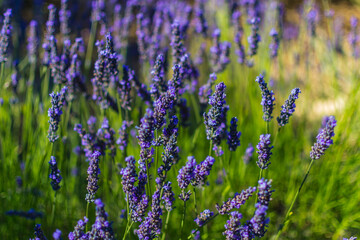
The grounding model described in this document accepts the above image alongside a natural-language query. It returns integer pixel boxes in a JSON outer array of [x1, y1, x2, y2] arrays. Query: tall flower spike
[[250, 203, 269, 238], [349, 17, 359, 58], [248, 17, 261, 57], [0, 9, 12, 63], [49, 156, 62, 191], [162, 181, 175, 211], [88, 199, 115, 239], [277, 88, 301, 127], [27, 20, 39, 64], [216, 186, 257, 215], [178, 156, 196, 201], [32, 224, 48, 240], [117, 121, 132, 151], [48, 86, 67, 143], [310, 116, 337, 160], [68, 217, 89, 240], [199, 73, 217, 107], [256, 134, 273, 170], [257, 178, 274, 206], [86, 151, 101, 203], [171, 21, 185, 66], [210, 29, 231, 73], [120, 156, 137, 196], [59, 0, 71, 42], [223, 211, 242, 239], [192, 156, 215, 187], [307, 7, 319, 37], [243, 143, 254, 164], [227, 117, 241, 151], [255, 74, 275, 122], [43, 4, 56, 66], [117, 65, 133, 110], [150, 54, 167, 101], [269, 28, 280, 59], [195, 209, 214, 227]]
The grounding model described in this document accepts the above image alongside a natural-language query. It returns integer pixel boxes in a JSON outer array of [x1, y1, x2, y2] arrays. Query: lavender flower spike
[[27, 20, 39, 64], [0, 9, 12, 63], [192, 156, 215, 187], [257, 178, 274, 206], [248, 17, 261, 57], [68, 217, 89, 240], [32, 224, 48, 240], [86, 151, 101, 203], [250, 203, 270, 238], [223, 211, 242, 239], [243, 143, 254, 164], [255, 74, 275, 122], [256, 134, 273, 170], [195, 209, 214, 227], [310, 116, 337, 160], [227, 117, 241, 151], [269, 28, 280, 58], [52, 229, 62, 240], [49, 156, 62, 191], [216, 186, 257, 215], [277, 88, 301, 127], [88, 199, 115, 239], [48, 86, 68, 142], [177, 156, 196, 201]]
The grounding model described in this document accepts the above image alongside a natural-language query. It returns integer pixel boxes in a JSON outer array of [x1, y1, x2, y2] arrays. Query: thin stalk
[[161, 211, 171, 240], [122, 221, 134, 240], [0, 62, 4, 88], [146, 158, 152, 198], [51, 191, 57, 225], [155, 130, 158, 171], [193, 187, 198, 216], [179, 200, 187, 240], [275, 159, 315, 240], [85, 202, 90, 232]]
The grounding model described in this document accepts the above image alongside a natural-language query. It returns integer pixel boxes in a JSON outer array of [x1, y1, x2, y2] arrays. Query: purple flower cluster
[[59, 0, 71, 41], [68, 217, 89, 240], [348, 17, 359, 58], [223, 211, 243, 239], [171, 21, 185, 66], [269, 28, 280, 59], [277, 88, 301, 127], [88, 199, 115, 239], [52, 229, 62, 240], [117, 65, 134, 110], [85, 151, 101, 203], [257, 178, 274, 206], [216, 186, 257, 215], [210, 29, 231, 73], [150, 55, 167, 101], [199, 73, 217, 107], [247, 17, 261, 57], [255, 74, 275, 122], [192, 156, 215, 187], [0, 9, 12, 63], [43, 4, 56, 66], [27, 20, 39, 64], [310, 116, 337, 160], [120, 156, 137, 196], [307, 7, 319, 37], [195, 209, 214, 227], [117, 121, 132, 151], [249, 203, 269, 238], [227, 117, 241, 151], [48, 86, 67, 142], [162, 181, 175, 211], [136, 189, 163, 240], [158, 132, 179, 184], [49, 156, 62, 191], [177, 156, 196, 190], [32, 224, 47, 240], [6, 209, 43, 220], [194, 2, 208, 37], [243, 143, 254, 164], [256, 134, 273, 170], [96, 118, 116, 157]]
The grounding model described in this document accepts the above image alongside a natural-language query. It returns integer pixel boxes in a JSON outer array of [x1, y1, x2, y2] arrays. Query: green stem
[[51, 191, 57, 225], [146, 158, 152, 198], [193, 187, 198, 216], [161, 211, 171, 240], [85, 202, 90, 232], [179, 200, 187, 240], [122, 221, 134, 240], [209, 139, 213, 157], [275, 159, 315, 240]]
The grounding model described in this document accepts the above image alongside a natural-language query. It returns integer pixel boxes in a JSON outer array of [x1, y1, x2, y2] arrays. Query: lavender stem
[[275, 159, 314, 239]]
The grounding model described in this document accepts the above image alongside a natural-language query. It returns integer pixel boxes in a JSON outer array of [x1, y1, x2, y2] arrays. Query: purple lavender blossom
[[117, 65, 133, 110], [43, 4, 56, 66], [255, 74, 275, 122], [210, 29, 231, 73], [158, 132, 179, 184], [192, 156, 215, 187], [48, 156, 62, 191], [48, 86, 67, 142], [277, 88, 301, 127], [59, 0, 71, 42], [136, 189, 163, 239], [216, 186, 257, 215], [86, 151, 101, 203], [6, 209, 43, 220], [199, 73, 217, 107], [171, 21, 185, 65], [137, 108, 155, 150], [150, 54, 167, 101], [333, 17, 344, 54], [257, 178, 274, 206], [227, 117, 241, 151], [96, 117, 117, 157], [223, 211, 242, 239], [243, 143, 254, 164], [88, 199, 115, 239], [349, 17, 359, 58], [310, 116, 337, 160], [250, 203, 269, 238], [269, 28, 280, 58], [307, 7, 319, 37], [194, 3, 208, 37], [131, 193, 149, 222], [68, 217, 89, 240], [162, 181, 175, 211], [117, 121, 132, 151], [136, 13, 150, 62], [120, 156, 137, 196], [91, 0, 106, 23], [162, 115, 178, 144], [32, 224, 47, 240], [195, 209, 214, 227], [52, 229, 62, 240], [248, 17, 261, 57], [153, 88, 176, 129], [343, 237, 357, 240], [194, 42, 206, 65], [178, 156, 196, 201], [27, 20, 39, 64], [256, 134, 273, 170], [0, 9, 12, 63]]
